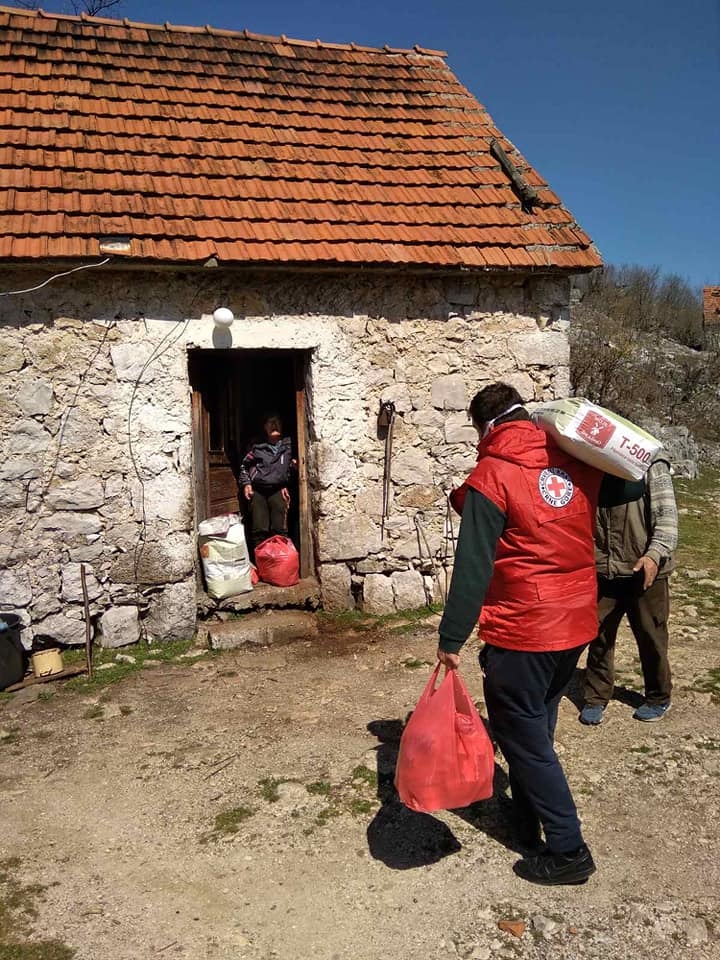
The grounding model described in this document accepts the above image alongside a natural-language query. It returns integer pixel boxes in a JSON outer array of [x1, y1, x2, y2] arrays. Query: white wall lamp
[[212, 307, 235, 328]]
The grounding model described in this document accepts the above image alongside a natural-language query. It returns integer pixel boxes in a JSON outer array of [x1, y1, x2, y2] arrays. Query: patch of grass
[[258, 777, 282, 803], [673, 470, 720, 623], [65, 638, 197, 695], [0, 727, 20, 747], [351, 765, 378, 788], [202, 806, 255, 843], [349, 798, 374, 817], [306, 780, 331, 796], [0, 858, 75, 959], [402, 657, 431, 669], [629, 745, 652, 754], [315, 806, 342, 826], [689, 667, 720, 704], [82, 706, 103, 720]]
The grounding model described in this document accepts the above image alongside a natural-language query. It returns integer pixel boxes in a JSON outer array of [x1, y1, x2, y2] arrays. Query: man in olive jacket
[[580, 454, 678, 725]]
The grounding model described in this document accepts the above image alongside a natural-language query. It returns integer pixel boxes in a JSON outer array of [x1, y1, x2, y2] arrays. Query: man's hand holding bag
[[395, 664, 495, 813]]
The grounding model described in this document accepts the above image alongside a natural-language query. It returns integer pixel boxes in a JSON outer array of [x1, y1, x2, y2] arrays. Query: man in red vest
[[437, 383, 643, 885]]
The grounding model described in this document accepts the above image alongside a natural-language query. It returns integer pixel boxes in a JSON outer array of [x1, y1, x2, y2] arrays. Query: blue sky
[[45, 0, 720, 290]]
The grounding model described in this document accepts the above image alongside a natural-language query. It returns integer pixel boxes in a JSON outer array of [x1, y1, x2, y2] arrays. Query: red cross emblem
[[538, 468, 574, 508], [546, 476, 567, 498]]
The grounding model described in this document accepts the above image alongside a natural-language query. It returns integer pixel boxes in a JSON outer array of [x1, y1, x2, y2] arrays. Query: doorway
[[188, 348, 314, 578]]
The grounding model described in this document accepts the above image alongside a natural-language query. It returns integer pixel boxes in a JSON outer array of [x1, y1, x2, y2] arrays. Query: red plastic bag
[[395, 664, 495, 813], [254, 535, 299, 587]]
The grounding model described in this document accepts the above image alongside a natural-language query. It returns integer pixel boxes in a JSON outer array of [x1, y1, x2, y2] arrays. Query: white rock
[[143, 579, 197, 643], [0, 567, 33, 607], [362, 575, 395, 615], [391, 569, 427, 610], [98, 606, 140, 649], [431, 375, 467, 411], [46, 480, 105, 511], [61, 563, 103, 603], [15, 378, 54, 416], [320, 564, 354, 612]]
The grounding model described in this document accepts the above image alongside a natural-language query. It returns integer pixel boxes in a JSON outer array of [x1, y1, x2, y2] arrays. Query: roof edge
[[0, 5, 447, 58]]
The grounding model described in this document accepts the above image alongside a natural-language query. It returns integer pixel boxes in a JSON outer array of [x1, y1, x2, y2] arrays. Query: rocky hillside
[[569, 270, 720, 474]]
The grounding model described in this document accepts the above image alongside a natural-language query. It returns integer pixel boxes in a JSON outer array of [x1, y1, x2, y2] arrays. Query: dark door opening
[[188, 348, 314, 578]]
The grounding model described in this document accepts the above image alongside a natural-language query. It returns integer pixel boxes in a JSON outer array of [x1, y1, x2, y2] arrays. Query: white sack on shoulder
[[532, 398, 662, 480]]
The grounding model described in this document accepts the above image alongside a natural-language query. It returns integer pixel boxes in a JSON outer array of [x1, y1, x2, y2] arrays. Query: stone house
[[0, 7, 601, 647]]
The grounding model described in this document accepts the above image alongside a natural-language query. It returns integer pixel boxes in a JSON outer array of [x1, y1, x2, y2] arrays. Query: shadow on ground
[[364, 717, 521, 869], [565, 667, 644, 711]]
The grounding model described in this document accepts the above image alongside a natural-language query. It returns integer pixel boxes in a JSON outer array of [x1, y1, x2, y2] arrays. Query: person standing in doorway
[[580, 454, 678, 725], [436, 383, 644, 886], [239, 413, 296, 549]]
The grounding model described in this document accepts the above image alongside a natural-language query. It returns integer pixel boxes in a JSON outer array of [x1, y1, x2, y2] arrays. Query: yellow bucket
[[31, 648, 64, 678]]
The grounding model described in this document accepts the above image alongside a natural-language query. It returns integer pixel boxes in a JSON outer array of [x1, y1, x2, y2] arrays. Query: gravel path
[[1, 603, 718, 960]]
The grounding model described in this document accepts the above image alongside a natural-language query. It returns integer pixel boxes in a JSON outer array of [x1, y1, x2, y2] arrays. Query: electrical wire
[[0, 258, 111, 297]]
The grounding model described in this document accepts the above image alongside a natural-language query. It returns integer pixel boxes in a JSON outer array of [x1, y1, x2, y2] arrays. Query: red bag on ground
[[254, 535, 300, 587], [395, 664, 495, 813]]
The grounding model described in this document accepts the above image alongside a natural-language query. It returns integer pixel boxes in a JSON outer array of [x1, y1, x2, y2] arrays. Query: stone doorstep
[[207, 610, 319, 650], [198, 577, 321, 617]]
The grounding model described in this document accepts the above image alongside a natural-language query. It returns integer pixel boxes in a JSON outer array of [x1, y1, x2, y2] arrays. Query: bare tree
[[14, 0, 122, 16]]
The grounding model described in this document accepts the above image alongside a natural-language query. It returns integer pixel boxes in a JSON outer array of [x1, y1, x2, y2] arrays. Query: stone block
[[391, 569, 428, 610], [5, 420, 52, 456], [98, 606, 141, 648], [511, 331, 569, 368], [34, 610, 86, 646], [431, 374, 467, 411], [0, 344, 25, 374], [312, 442, 357, 491], [207, 610, 319, 650], [46, 480, 105, 511], [390, 447, 434, 486], [443, 413, 477, 445], [15, 378, 54, 417], [317, 515, 381, 561], [109, 533, 194, 584], [37, 512, 102, 536], [61, 563, 103, 603], [143, 579, 197, 643], [0, 567, 32, 607], [362, 574, 394, 615], [320, 564, 354, 612], [110, 342, 157, 383], [0, 459, 43, 482], [394, 485, 444, 509]]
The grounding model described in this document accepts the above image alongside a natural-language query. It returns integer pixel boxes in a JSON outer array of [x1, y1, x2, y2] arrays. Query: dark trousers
[[584, 576, 672, 707], [250, 488, 288, 548], [481, 643, 587, 854]]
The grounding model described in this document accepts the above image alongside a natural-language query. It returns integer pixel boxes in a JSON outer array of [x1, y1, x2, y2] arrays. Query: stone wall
[[0, 266, 571, 643]]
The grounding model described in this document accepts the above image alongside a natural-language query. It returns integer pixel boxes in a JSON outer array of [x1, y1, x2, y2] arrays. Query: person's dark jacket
[[238, 437, 293, 491]]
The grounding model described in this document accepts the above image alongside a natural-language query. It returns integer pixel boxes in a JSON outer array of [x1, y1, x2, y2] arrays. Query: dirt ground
[[1, 601, 719, 960]]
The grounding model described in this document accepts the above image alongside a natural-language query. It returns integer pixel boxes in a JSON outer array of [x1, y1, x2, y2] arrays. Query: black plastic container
[[0, 613, 25, 690]]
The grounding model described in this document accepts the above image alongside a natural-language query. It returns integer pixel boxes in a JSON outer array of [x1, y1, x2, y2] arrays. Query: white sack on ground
[[532, 397, 662, 480], [198, 514, 252, 599]]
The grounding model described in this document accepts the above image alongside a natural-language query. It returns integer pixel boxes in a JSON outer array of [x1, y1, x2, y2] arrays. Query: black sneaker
[[513, 843, 596, 885]]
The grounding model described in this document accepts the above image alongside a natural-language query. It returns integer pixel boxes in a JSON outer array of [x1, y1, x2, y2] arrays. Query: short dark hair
[[469, 383, 524, 429]]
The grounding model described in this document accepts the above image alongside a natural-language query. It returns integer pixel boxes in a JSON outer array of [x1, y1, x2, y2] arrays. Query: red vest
[[453, 421, 603, 652]]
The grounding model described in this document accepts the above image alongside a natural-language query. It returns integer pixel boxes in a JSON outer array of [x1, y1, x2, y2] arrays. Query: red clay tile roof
[[703, 287, 720, 325], [0, 6, 601, 272]]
